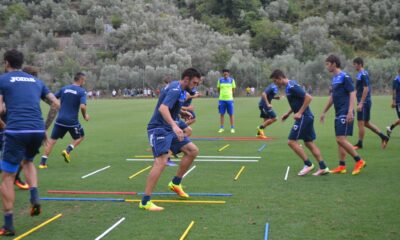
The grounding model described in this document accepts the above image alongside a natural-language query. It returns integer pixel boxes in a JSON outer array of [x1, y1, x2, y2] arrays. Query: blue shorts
[[147, 128, 191, 157], [51, 124, 85, 140], [396, 103, 400, 119], [357, 101, 371, 121], [259, 106, 276, 119], [335, 116, 353, 136], [218, 100, 234, 115], [288, 115, 316, 142], [176, 119, 188, 130], [1, 132, 45, 173]]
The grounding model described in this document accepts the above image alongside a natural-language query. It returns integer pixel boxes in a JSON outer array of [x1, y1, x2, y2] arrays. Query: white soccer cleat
[[312, 168, 330, 176], [298, 164, 315, 176]]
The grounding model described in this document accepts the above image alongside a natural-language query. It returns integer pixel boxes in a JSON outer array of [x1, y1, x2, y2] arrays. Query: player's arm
[[347, 91, 356, 123], [80, 104, 90, 121], [320, 95, 333, 123], [281, 109, 293, 122], [0, 98, 6, 129], [262, 92, 271, 108], [43, 93, 60, 130], [159, 104, 184, 141], [294, 93, 312, 120], [181, 105, 194, 112]]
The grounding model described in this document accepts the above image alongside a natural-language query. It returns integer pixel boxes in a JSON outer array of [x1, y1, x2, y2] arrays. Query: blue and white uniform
[[259, 83, 278, 119], [0, 71, 49, 173], [355, 70, 372, 121], [392, 75, 400, 118]]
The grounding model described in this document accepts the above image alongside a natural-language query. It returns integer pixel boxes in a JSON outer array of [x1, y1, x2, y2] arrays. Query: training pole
[[40, 197, 125, 202], [179, 221, 195, 240], [284, 166, 290, 181], [81, 166, 110, 179], [128, 165, 152, 179], [47, 190, 136, 195], [127, 159, 258, 163], [125, 199, 226, 204], [13, 213, 62, 240], [94, 217, 126, 240], [234, 166, 245, 181], [258, 144, 267, 152], [264, 223, 270, 240], [218, 144, 230, 152]]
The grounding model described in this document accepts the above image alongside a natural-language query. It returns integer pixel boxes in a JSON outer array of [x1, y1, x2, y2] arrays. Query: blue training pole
[[40, 197, 125, 202], [258, 144, 267, 152], [264, 223, 269, 240]]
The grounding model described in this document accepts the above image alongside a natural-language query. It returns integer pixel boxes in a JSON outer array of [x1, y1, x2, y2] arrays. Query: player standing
[[217, 69, 236, 133]]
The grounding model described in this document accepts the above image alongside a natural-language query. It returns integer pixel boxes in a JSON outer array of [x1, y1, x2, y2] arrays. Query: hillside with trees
[[0, 0, 398, 93]]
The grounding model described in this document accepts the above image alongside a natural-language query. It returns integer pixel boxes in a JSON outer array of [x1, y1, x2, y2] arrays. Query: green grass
[[11, 96, 400, 239]]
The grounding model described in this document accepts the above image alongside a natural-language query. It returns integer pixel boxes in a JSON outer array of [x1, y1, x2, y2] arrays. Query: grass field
[[10, 96, 400, 240]]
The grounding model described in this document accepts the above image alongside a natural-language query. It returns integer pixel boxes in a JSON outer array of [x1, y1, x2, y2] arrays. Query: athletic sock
[[172, 176, 182, 185], [339, 160, 346, 166], [304, 159, 312, 167], [231, 125, 234, 129], [66, 144, 74, 154], [390, 124, 395, 130], [259, 125, 265, 129], [40, 156, 48, 165], [141, 195, 151, 205], [356, 140, 363, 147], [4, 213, 13, 231], [318, 160, 327, 169], [378, 132, 386, 139], [353, 156, 361, 162], [29, 187, 39, 205], [220, 125, 224, 129]]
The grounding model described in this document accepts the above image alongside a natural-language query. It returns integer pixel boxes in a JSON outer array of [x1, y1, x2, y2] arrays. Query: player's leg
[[364, 121, 389, 149], [40, 138, 57, 168], [14, 165, 29, 190], [330, 145, 348, 174], [62, 125, 85, 163], [227, 101, 235, 133], [0, 170, 17, 236], [336, 136, 366, 175], [387, 104, 400, 136], [304, 141, 329, 176], [218, 101, 226, 132], [354, 120, 365, 149]]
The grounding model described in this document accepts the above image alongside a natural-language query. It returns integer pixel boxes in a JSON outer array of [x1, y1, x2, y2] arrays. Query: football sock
[[172, 176, 182, 185], [4, 213, 13, 231], [318, 160, 327, 169], [378, 132, 386, 140], [353, 156, 361, 162], [339, 160, 346, 166], [66, 144, 74, 154], [259, 125, 265, 129], [40, 156, 48, 165], [29, 187, 39, 205], [304, 159, 312, 167], [220, 125, 224, 129], [142, 195, 151, 205]]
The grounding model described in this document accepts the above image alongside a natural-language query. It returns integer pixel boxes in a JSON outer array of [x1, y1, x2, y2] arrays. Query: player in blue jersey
[[217, 69, 236, 133], [140, 68, 201, 211], [352, 57, 389, 149], [271, 70, 329, 176], [39, 73, 89, 168], [257, 83, 280, 138], [182, 88, 200, 126], [387, 69, 400, 137], [0, 50, 59, 236], [320, 55, 366, 175]]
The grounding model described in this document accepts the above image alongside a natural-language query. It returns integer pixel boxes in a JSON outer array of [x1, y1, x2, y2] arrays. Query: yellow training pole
[[234, 166, 245, 181], [134, 155, 153, 158], [179, 221, 195, 240], [218, 144, 230, 152], [128, 165, 152, 179], [13, 213, 62, 240], [125, 199, 226, 204]]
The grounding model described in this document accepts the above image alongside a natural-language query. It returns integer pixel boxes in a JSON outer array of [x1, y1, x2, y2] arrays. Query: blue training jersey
[[55, 84, 87, 127], [393, 75, 400, 103], [148, 81, 187, 130], [285, 80, 313, 117], [259, 83, 278, 107], [331, 71, 355, 117], [0, 71, 50, 132], [355, 70, 371, 103]]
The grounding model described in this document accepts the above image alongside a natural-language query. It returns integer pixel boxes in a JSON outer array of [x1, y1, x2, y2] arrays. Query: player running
[[386, 69, 400, 137], [257, 83, 280, 138]]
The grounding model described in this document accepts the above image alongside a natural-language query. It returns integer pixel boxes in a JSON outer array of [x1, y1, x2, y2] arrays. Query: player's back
[[355, 70, 371, 102], [0, 71, 48, 131], [56, 84, 86, 126], [285, 80, 312, 116], [331, 71, 354, 116]]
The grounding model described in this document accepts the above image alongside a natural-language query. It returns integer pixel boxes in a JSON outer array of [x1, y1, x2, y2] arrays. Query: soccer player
[[257, 83, 280, 138], [320, 55, 366, 175], [182, 88, 200, 126], [0, 49, 59, 236], [352, 57, 389, 149], [39, 72, 89, 168], [271, 70, 329, 176], [217, 69, 236, 133], [387, 69, 400, 137], [140, 68, 201, 211]]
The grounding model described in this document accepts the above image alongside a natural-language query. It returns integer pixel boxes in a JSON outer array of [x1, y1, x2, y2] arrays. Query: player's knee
[[335, 136, 345, 144], [271, 118, 277, 122], [287, 140, 296, 148]]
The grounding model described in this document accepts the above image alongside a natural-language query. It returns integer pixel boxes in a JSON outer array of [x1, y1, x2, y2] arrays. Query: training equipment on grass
[[182, 165, 196, 178], [125, 199, 226, 204], [41, 197, 226, 204], [47, 190, 137, 195], [191, 136, 274, 141], [137, 192, 232, 197], [218, 144, 230, 152], [284, 166, 290, 181], [264, 223, 269, 240], [126, 158, 259, 163], [128, 165, 152, 179], [13, 213, 62, 240], [258, 144, 267, 152], [179, 221, 195, 240], [94, 217, 125, 240], [234, 166, 245, 181], [134, 155, 261, 159], [81, 165, 110, 179]]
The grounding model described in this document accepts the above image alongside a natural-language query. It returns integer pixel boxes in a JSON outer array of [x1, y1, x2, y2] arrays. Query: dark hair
[[22, 65, 38, 77], [270, 69, 286, 79], [74, 72, 86, 82], [353, 57, 364, 66], [4, 49, 24, 69], [222, 69, 230, 73], [181, 68, 201, 80], [325, 55, 341, 68], [163, 76, 171, 84]]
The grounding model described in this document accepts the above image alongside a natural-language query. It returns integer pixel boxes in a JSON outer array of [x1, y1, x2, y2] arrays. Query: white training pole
[[81, 166, 110, 179], [196, 156, 261, 159], [126, 159, 259, 163], [183, 165, 196, 178], [284, 166, 290, 181], [94, 217, 125, 240]]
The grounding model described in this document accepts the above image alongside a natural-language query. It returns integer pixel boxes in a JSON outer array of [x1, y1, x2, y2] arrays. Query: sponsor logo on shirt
[[10, 77, 36, 83], [64, 89, 78, 94]]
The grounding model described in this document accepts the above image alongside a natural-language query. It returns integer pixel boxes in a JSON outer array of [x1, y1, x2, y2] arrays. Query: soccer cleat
[[30, 203, 41, 216], [381, 136, 389, 149], [230, 128, 235, 133], [38, 163, 48, 169], [257, 129, 267, 139], [352, 160, 366, 175], [297, 164, 314, 176], [15, 179, 29, 190], [330, 165, 347, 174], [168, 181, 189, 198], [139, 201, 164, 211], [166, 158, 177, 167], [386, 126, 392, 137], [0, 227, 15, 236], [312, 168, 330, 176], [62, 150, 71, 163], [218, 128, 224, 133]]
